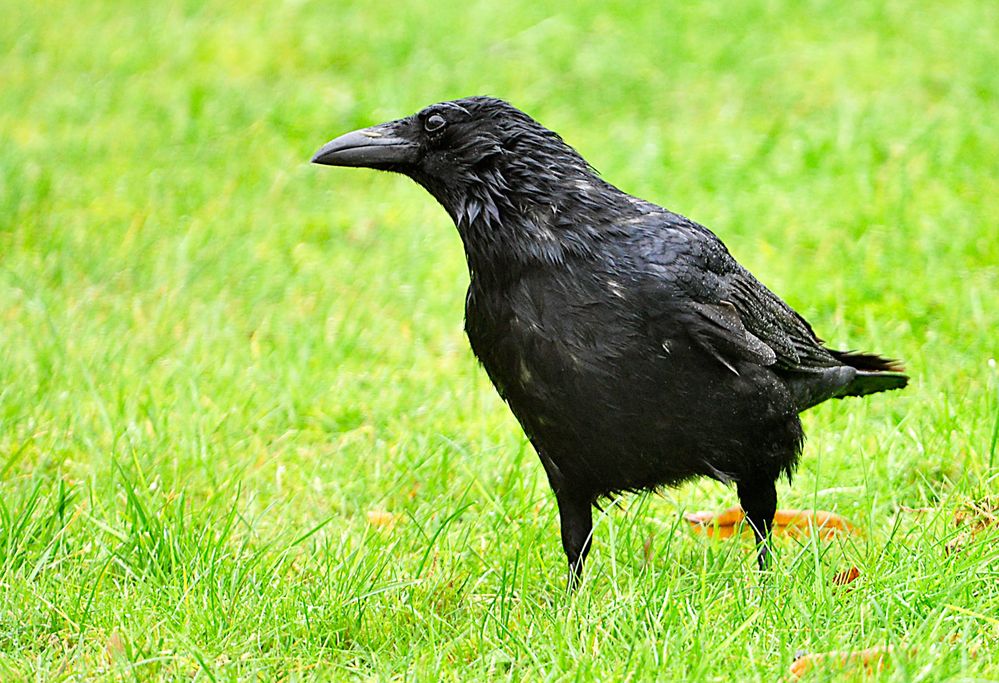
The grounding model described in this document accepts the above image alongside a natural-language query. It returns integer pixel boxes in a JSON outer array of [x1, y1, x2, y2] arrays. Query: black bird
[[312, 97, 907, 587]]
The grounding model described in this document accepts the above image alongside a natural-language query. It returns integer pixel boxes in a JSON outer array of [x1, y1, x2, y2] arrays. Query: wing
[[635, 211, 840, 374], [681, 299, 776, 374]]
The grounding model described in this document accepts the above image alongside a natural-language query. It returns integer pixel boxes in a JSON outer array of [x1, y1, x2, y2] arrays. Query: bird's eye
[[425, 114, 447, 132]]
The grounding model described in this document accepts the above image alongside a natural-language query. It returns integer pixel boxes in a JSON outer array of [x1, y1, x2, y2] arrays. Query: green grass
[[2, 0, 998, 679]]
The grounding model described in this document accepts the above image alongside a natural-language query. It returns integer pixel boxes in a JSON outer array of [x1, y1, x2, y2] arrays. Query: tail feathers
[[831, 349, 906, 373], [831, 349, 909, 399], [837, 370, 909, 399]]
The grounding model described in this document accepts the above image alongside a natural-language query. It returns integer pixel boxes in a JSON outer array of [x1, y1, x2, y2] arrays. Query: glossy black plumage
[[312, 97, 908, 586]]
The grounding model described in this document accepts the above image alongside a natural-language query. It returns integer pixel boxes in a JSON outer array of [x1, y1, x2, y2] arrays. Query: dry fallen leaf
[[946, 496, 998, 555], [684, 506, 746, 527], [953, 495, 998, 527], [103, 630, 127, 663], [642, 533, 655, 564], [832, 566, 861, 587], [790, 646, 891, 678], [684, 506, 856, 540], [773, 509, 857, 539], [366, 509, 400, 530], [683, 506, 745, 538], [406, 481, 421, 501]]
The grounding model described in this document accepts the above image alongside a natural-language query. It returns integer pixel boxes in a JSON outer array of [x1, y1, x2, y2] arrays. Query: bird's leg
[[556, 492, 593, 591], [537, 452, 594, 590], [737, 476, 777, 570]]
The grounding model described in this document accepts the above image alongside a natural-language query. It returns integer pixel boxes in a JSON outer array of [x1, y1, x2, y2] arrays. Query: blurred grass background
[[1, 0, 997, 679]]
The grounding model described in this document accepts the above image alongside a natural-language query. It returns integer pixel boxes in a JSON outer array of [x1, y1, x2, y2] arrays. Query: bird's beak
[[311, 123, 418, 168]]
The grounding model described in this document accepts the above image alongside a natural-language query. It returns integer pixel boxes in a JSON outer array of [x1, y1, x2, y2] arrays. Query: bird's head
[[313, 97, 628, 277], [313, 97, 600, 222]]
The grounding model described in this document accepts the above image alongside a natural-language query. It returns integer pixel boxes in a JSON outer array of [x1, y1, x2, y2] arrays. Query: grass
[[1, 0, 998, 679]]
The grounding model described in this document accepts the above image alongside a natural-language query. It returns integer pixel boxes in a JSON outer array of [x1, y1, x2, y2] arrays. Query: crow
[[311, 97, 908, 587]]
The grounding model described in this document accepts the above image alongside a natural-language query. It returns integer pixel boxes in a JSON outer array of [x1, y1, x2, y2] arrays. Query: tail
[[831, 350, 909, 398]]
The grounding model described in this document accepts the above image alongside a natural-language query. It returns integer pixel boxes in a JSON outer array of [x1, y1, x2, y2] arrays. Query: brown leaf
[[773, 509, 857, 539], [947, 496, 999, 554], [104, 630, 127, 663], [789, 646, 891, 678], [954, 496, 998, 528], [406, 481, 421, 501], [366, 509, 399, 530], [684, 506, 856, 539], [684, 505, 744, 538], [642, 533, 655, 564], [832, 566, 861, 587], [684, 505, 745, 527]]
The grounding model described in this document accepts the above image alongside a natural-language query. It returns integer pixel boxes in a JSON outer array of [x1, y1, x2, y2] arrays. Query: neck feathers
[[418, 144, 637, 287]]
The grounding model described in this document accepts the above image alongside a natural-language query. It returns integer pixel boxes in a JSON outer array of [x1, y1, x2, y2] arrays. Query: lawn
[[1, 0, 998, 679]]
